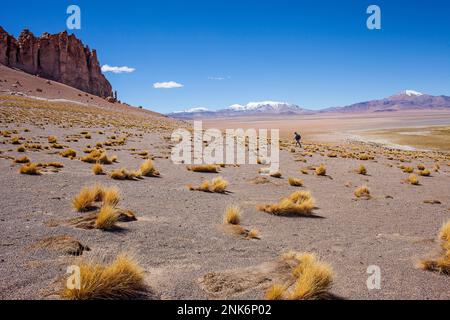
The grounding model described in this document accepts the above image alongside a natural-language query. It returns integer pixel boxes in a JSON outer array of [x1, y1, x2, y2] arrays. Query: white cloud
[[208, 76, 225, 81], [101, 64, 135, 74], [153, 81, 184, 89]]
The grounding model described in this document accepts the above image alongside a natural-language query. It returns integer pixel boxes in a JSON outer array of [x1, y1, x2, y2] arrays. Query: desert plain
[[1, 66, 450, 300]]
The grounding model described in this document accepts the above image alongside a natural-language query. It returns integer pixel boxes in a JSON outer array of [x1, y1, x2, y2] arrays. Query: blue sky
[[1, 0, 450, 113]]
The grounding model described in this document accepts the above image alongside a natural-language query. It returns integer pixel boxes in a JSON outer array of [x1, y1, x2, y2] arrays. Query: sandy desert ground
[[1, 69, 450, 300]]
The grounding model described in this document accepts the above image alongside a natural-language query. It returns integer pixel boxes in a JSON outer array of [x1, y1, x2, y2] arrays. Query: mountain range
[[168, 90, 450, 119]]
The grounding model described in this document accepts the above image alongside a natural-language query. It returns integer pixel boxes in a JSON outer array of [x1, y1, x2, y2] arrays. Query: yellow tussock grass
[[258, 191, 315, 216], [139, 159, 159, 177], [95, 205, 119, 230], [288, 177, 303, 187], [289, 257, 333, 300], [187, 164, 218, 173], [60, 149, 77, 158], [19, 163, 40, 175], [419, 220, 450, 275], [266, 252, 334, 300], [265, 284, 286, 300], [189, 176, 228, 193], [224, 205, 241, 225], [357, 165, 367, 175], [15, 156, 30, 163], [354, 186, 371, 198], [72, 186, 99, 212], [407, 174, 419, 185], [315, 164, 326, 176], [60, 254, 146, 300], [102, 186, 120, 207], [92, 163, 104, 175]]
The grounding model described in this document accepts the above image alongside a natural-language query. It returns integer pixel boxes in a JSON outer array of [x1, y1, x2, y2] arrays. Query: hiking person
[[294, 132, 302, 148]]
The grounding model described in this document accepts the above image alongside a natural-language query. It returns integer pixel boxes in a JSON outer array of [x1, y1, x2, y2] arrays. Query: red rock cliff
[[0, 27, 113, 98]]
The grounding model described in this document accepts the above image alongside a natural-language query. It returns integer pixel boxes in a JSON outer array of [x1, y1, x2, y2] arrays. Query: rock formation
[[0, 27, 112, 98]]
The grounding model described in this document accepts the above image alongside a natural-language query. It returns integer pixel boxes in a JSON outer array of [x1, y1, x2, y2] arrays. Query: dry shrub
[[72, 186, 99, 212], [47, 162, 64, 168], [60, 149, 77, 158], [265, 252, 333, 300], [15, 156, 30, 164], [419, 169, 431, 177], [417, 164, 425, 171], [258, 191, 315, 216], [19, 163, 40, 175], [407, 174, 419, 185], [187, 164, 219, 173], [60, 254, 147, 300], [265, 284, 286, 300], [139, 159, 159, 177], [315, 164, 326, 176], [17, 145, 26, 152], [48, 136, 57, 143], [403, 166, 414, 173], [419, 220, 450, 275], [81, 149, 117, 164], [224, 205, 241, 225], [110, 168, 142, 180], [92, 163, 104, 175], [95, 205, 119, 230], [102, 186, 120, 206], [269, 171, 282, 178], [357, 165, 367, 175], [288, 177, 303, 187], [189, 176, 228, 193], [354, 186, 371, 199], [247, 229, 260, 239]]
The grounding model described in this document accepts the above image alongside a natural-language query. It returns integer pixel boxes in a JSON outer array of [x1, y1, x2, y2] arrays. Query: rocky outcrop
[[0, 27, 112, 98]]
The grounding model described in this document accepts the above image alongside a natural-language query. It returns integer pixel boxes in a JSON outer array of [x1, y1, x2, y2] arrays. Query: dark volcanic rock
[[0, 27, 112, 98]]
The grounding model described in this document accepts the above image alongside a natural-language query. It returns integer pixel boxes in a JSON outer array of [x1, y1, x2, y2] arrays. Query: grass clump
[[407, 174, 419, 185], [258, 191, 315, 216], [356, 165, 367, 175], [418, 220, 450, 275], [418, 169, 431, 177], [72, 186, 100, 212], [92, 163, 104, 175], [265, 252, 334, 300], [188, 176, 228, 193], [48, 136, 57, 143], [315, 164, 326, 176], [110, 168, 142, 180], [354, 186, 371, 199], [265, 284, 286, 300], [402, 166, 414, 173], [15, 156, 30, 164], [81, 149, 117, 164], [60, 149, 77, 158], [223, 205, 241, 225], [19, 163, 40, 175], [60, 254, 146, 300], [139, 159, 159, 177], [187, 164, 219, 173], [95, 205, 119, 230], [288, 177, 303, 187]]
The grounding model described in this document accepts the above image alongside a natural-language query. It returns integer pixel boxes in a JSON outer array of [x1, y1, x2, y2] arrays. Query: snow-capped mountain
[[168, 91, 450, 119], [322, 90, 450, 113], [169, 101, 313, 119]]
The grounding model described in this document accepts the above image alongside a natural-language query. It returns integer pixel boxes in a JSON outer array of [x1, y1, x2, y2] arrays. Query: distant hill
[[168, 101, 314, 119], [168, 91, 450, 119], [321, 90, 450, 114]]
